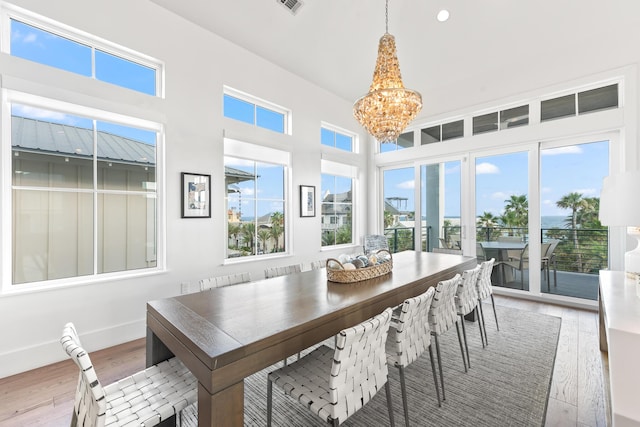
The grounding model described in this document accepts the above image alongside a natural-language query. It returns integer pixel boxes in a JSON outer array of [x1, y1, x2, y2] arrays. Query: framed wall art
[[300, 185, 316, 217], [181, 172, 211, 218]]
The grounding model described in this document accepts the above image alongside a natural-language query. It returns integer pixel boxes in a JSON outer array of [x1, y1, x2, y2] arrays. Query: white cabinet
[[599, 270, 640, 426]]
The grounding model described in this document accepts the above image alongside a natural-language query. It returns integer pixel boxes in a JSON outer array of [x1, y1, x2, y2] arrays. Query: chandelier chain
[[385, 0, 389, 33]]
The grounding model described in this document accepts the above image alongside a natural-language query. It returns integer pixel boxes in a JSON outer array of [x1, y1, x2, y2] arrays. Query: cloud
[[491, 191, 510, 200], [13, 105, 70, 122], [541, 187, 552, 193], [574, 188, 597, 196], [543, 199, 554, 205], [445, 164, 461, 174], [476, 162, 499, 174], [397, 180, 415, 190], [542, 145, 582, 156]]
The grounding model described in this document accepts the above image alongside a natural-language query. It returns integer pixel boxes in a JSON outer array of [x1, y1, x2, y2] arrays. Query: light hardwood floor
[[0, 295, 607, 426]]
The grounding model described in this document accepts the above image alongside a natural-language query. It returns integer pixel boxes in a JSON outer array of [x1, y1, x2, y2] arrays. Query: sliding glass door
[[421, 160, 461, 252]]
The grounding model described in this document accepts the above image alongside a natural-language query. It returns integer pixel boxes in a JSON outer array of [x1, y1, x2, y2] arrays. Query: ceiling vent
[[277, 0, 303, 15]]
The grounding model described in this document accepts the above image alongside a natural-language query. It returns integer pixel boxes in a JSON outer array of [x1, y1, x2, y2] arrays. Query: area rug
[[183, 304, 561, 426]]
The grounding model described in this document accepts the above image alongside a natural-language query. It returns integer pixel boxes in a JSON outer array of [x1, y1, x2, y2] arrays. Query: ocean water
[[443, 215, 568, 229]]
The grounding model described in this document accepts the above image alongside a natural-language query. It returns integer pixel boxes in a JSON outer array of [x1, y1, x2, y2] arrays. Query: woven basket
[[326, 250, 393, 283]]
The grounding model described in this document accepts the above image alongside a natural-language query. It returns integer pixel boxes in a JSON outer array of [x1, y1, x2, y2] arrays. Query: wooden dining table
[[146, 250, 477, 426]]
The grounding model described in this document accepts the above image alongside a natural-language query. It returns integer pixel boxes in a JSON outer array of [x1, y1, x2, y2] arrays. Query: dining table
[[146, 250, 477, 426], [478, 241, 527, 284]]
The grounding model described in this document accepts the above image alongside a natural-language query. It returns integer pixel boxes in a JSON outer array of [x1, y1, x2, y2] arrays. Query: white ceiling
[[150, 0, 640, 116]]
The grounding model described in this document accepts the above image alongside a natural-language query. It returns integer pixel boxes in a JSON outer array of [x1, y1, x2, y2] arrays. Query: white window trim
[[223, 86, 292, 135], [1, 90, 165, 295], [223, 137, 292, 263], [0, 2, 165, 98]]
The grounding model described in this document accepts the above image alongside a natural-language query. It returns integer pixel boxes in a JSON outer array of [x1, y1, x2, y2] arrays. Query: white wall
[[0, 0, 368, 377]]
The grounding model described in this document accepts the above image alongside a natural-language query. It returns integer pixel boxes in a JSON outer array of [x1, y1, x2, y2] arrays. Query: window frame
[[1, 4, 164, 97], [320, 122, 358, 153], [320, 159, 358, 250], [223, 86, 292, 135], [2, 90, 165, 294]]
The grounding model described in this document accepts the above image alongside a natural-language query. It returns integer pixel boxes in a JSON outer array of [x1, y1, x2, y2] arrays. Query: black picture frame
[[181, 172, 211, 218], [300, 185, 316, 217]]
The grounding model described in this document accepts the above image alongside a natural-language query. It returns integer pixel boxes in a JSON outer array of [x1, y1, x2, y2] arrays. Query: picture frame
[[300, 185, 316, 217], [181, 172, 211, 218]]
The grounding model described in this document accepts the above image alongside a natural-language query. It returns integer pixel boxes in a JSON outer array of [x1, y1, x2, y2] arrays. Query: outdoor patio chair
[[428, 274, 467, 401], [364, 234, 389, 253], [455, 266, 483, 361], [503, 243, 551, 289], [267, 307, 395, 427], [386, 287, 441, 427], [542, 240, 561, 289], [498, 235, 524, 262], [199, 272, 251, 291], [61, 322, 197, 427], [439, 237, 452, 249], [264, 263, 302, 279], [475, 258, 500, 342], [476, 242, 487, 262]]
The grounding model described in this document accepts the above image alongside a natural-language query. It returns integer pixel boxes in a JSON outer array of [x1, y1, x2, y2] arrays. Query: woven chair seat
[[267, 308, 394, 426], [475, 258, 501, 344], [61, 323, 197, 427]]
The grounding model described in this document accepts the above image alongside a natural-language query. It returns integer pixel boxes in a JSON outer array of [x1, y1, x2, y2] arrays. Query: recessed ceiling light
[[437, 9, 450, 22]]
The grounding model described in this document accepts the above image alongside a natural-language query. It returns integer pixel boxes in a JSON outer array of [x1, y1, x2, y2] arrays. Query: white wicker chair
[[264, 263, 302, 279], [387, 287, 440, 426], [455, 266, 483, 366], [309, 259, 326, 270], [428, 274, 467, 401], [267, 307, 395, 427], [476, 258, 500, 344], [199, 272, 251, 291], [61, 322, 197, 427]]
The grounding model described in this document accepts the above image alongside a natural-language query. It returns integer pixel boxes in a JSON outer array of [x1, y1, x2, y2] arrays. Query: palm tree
[[228, 222, 241, 249], [270, 212, 284, 251], [240, 222, 256, 254], [557, 192, 587, 271], [257, 229, 271, 254], [477, 211, 499, 241], [499, 211, 520, 236], [504, 194, 528, 230]]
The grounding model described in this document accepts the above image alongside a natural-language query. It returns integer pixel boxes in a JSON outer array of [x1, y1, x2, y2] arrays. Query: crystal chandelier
[[353, 0, 422, 143]]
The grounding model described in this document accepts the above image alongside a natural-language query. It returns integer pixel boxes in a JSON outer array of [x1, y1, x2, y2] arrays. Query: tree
[[477, 211, 499, 241], [240, 222, 256, 254], [257, 229, 271, 253], [384, 210, 394, 229], [503, 194, 528, 230], [228, 222, 241, 249], [556, 192, 587, 271], [270, 212, 284, 251]]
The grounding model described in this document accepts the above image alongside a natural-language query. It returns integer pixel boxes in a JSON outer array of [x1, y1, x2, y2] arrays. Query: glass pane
[[397, 131, 414, 149], [97, 121, 156, 191], [541, 94, 576, 121], [10, 19, 92, 76], [383, 167, 415, 253], [540, 141, 609, 300], [321, 174, 352, 246], [500, 105, 529, 130], [223, 95, 255, 125], [421, 126, 440, 145], [98, 193, 157, 274], [256, 162, 284, 200], [442, 120, 464, 141], [422, 161, 461, 251], [380, 142, 397, 153], [335, 133, 352, 151], [321, 128, 335, 147], [95, 50, 156, 95], [473, 112, 499, 135], [12, 105, 94, 189], [259, 201, 285, 254], [476, 151, 529, 291], [256, 106, 285, 133], [578, 84, 618, 115], [13, 190, 93, 284]]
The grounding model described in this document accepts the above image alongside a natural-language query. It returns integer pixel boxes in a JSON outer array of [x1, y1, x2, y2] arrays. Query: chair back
[[330, 307, 393, 423], [456, 266, 481, 316], [476, 258, 496, 300], [497, 236, 523, 242], [432, 247, 463, 255], [61, 323, 107, 427], [388, 287, 436, 368], [476, 242, 486, 261], [309, 259, 326, 270], [429, 274, 462, 336], [439, 237, 451, 249], [363, 234, 389, 253], [264, 264, 302, 279], [541, 242, 551, 259], [199, 272, 251, 291], [544, 240, 560, 259]]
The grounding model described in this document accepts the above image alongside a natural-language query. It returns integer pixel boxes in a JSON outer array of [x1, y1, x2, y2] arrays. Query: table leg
[[146, 326, 174, 367], [198, 381, 244, 426]]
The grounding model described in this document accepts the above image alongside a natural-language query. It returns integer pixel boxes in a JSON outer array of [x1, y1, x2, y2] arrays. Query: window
[[383, 167, 416, 252], [321, 124, 355, 152], [500, 105, 529, 129], [473, 112, 499, 135], [8, 17, 160, 96], [225, 140, 289, 259], [380, 131, 414, 153], [321, 174, 353, 246], [421, 119, 464, 145], [11, 103, 159, 285], [541, 84, 619, 122], [223, 87, 289, 134]]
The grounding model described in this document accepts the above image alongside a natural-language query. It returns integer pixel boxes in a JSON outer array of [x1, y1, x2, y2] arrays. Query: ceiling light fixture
[[437, 9, 450, 22], [353, 0, 422, 143]]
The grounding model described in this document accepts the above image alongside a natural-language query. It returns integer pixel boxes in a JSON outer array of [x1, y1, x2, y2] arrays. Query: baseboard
[[0, 319, 146, 379]]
